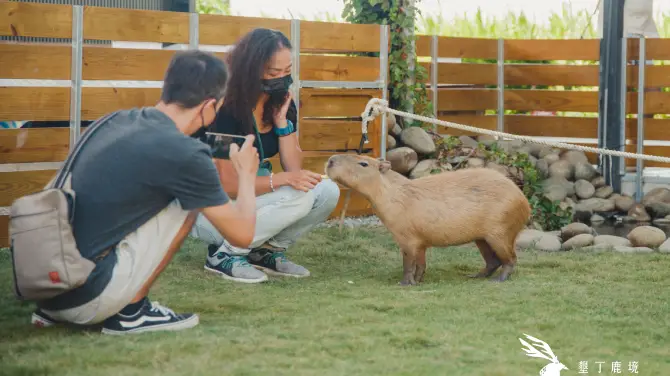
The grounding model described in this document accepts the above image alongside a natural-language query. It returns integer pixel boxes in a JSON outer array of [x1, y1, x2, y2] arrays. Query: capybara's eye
[[358, 162, 369, 167]]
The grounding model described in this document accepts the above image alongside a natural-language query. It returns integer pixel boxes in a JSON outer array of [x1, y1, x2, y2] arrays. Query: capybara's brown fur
[[325, 154, 531, 285]]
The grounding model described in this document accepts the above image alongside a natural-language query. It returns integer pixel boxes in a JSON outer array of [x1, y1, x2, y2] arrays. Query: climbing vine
[[341, 0, 433, 128]]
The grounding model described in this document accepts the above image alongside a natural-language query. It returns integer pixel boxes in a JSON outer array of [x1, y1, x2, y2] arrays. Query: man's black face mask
[[261, 74, 293, 96]]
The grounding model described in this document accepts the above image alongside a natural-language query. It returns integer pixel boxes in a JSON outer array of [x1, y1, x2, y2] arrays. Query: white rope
[[361, 98, 670, 164]]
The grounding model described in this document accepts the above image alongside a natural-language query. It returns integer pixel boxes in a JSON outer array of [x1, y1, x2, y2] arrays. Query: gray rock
[[544, 186, 568, 203], [573, 161, 598, 181], [646, 202, 670, 218], [536, 159, 550, 178], [538, 147, 556, 159], [549, 160, 574, 180], [628, 204, 651, 222], [591, 176, 606, 188], [579, 243, 615, 252], [653, 218, 670, 225], [386, 147, 418, 174], [388, 113, 401, 136], [400, 127, 436, 155], [642, 187, 670, 206], [543, 176, 575, 196], [590, 214, 605, 223], [561, 222, 592, 241], [516, 229, 561, 251], [574, 179, 596, 199], [613, 246, 655, 253], [562, 234, 595, 250], [527, 155, 538, 167], [561, 150, 589, 165], [466, 158, 485, 168], [594, 235, 632, 247], [575, 198, 616, 213], [458, 135, 479, 149], [486, 161, 509, 177], [386, 134, 397, 150], [409, 159, 441, 179], [543, 153, 560, 165], [595, 185, 614, 199], [391, 123, 402, 138], [659, 238, 670, 253], [528, 144, 544, 158], [628, 226, 666, 248], [614, 195, 635, 212]]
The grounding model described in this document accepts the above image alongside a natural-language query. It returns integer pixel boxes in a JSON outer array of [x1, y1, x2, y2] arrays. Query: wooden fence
[[415, 35, 670, 172], [0, 1, 388, 247]]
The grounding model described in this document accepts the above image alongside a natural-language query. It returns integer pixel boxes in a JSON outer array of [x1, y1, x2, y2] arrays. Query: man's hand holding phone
[[229, 135, 259, 180]]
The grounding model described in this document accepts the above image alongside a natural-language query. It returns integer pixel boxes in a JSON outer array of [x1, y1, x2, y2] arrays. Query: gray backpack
[[9, 112, 118, 301]]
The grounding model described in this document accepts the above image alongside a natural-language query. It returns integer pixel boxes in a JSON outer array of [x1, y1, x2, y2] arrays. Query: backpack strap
[[52, 111, 119, 189]]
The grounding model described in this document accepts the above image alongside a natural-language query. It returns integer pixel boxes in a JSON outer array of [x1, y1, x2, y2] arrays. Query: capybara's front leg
[[399, 246, 417, 286], [468, 240, 502, 278], [414, 247, 427, 283]]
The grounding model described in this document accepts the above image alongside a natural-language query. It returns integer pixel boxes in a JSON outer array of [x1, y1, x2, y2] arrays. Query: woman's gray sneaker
[[204, 245, 268, 283], [247, 247, 311, 277]]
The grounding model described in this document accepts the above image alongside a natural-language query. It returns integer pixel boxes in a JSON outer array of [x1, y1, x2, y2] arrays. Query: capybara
[[325, 154, 531, 285]]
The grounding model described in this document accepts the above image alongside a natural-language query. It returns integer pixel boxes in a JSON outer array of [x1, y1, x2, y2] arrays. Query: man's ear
[[378, 159, 392, 173]]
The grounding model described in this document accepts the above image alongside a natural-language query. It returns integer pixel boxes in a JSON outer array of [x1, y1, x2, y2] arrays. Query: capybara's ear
[[379, 160, 392, 173]]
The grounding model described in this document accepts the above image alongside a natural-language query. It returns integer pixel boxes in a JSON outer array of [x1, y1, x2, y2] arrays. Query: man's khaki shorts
[[42, 200, 190, 325]]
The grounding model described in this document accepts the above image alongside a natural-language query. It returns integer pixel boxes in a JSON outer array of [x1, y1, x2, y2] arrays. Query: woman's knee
[[314, 179, 341, 211]]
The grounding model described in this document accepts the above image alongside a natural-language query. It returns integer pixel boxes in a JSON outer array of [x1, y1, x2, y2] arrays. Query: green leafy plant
[[197, 0, 231, 15], [341, 0, 434, 128]]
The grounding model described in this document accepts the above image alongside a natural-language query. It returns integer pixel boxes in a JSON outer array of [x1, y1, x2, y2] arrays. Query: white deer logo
[[519, 333, 569, 376]]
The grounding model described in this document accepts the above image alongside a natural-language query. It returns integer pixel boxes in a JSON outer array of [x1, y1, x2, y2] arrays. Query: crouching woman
[[190, 28, 341, 283]]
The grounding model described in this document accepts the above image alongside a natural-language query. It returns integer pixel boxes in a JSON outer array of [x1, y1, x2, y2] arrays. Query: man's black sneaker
[[101, 299, 199, 335]]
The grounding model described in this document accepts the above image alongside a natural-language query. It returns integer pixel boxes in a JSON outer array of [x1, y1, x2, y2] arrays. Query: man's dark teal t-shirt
[[37, 107, 229, 311]]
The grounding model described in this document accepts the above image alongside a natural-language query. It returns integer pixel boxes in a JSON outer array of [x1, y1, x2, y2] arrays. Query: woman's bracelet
[[270, 172, 275, 192]]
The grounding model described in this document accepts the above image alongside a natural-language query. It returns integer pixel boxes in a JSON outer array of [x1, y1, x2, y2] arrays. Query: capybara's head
[[325, 154, 391, 192]]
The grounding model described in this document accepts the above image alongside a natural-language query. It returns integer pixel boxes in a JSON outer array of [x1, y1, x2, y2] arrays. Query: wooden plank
[[300, 55, 379, 82], [81, 88, 161, 120], [645, 38, 670, 60], [0, 215, 7, 248], [437, 89, 497, 112], [0, 44, 70, 80], [0, 87, 70, 121], [505, 64, 599, 86], [416, 35, 432, 57], [0, 170, 56, 207], [298, 120, 366, 151], [0, 128, 70, 164], [435, 63, 496, 85], [82, 47, 177, 81], [436, 37, 498, 60], [627, 91, 670, 115], [504, 39, 600, 61], [299, 88, 382, 118], [505, 90, 598, 112], [505, 115, 598, 138], [627, 118, 670, 142], [300, 21, 380, 53], [436, 115, 496, 137], [199, 14, 291, 46], [82, 6, 189, 43], [627, 65, 670, 88], [0, 1, 72, 39]]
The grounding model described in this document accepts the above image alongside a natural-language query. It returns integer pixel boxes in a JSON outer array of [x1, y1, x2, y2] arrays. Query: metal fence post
[[619, 36, 628, 179], [497, 38, 505, 135], [291, 19, 301, 138], [635, 36, 646, 202], [430, 35, 438, 132], [379, 24, 390, 160], [189, 12, 199, 49], [69, 5, 84, 150]]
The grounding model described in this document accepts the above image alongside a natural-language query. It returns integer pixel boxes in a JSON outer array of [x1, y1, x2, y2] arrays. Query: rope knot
[[361, 98, 389, 142]]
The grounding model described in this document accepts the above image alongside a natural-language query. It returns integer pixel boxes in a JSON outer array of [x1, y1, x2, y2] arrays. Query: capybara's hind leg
[[485, 237, 517, 282], [468, 239, 502, 278], [399, 245, 417, 286], [414, 246, 427, 283]]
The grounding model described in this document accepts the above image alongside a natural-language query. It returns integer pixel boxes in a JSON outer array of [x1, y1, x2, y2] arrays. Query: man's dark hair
[[160, 50, 228, 109], [221, 28, 295, 134]]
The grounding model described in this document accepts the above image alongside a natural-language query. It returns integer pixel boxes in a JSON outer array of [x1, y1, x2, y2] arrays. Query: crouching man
[[30, 50, 259, 335]]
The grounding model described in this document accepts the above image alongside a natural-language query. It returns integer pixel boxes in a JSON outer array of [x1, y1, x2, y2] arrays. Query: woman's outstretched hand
[[275, 170, 322, 192]]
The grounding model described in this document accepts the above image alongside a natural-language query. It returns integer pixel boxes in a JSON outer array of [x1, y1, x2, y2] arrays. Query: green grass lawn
[[0, 225, 668, 376]]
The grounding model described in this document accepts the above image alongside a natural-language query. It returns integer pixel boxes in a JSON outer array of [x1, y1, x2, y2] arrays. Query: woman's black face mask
[[261, 74, 293, 96]]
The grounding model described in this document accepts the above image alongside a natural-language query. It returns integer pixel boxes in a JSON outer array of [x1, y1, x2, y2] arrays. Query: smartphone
[[204, 132, 248, 158]]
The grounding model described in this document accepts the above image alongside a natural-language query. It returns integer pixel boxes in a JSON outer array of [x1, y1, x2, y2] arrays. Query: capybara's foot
[[467, 262, 501, 279], [399, 273, 417, 286], [493, 264, 515, 282], [414, 265, 426, 283]]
